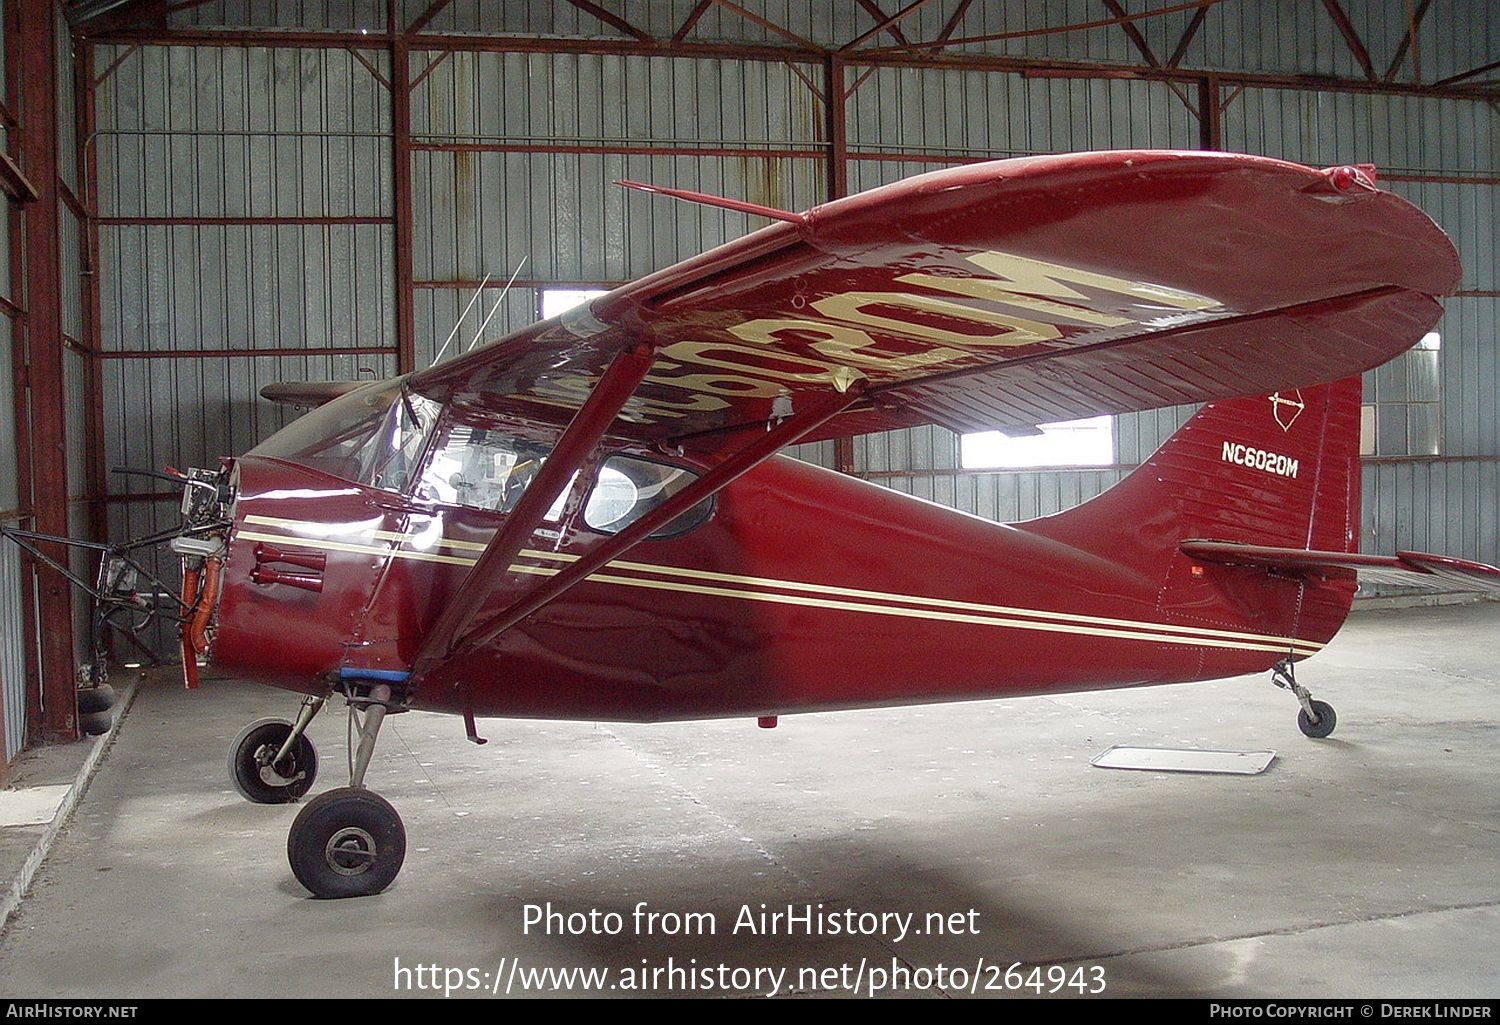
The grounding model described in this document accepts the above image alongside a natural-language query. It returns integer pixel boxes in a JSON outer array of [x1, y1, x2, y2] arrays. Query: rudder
[[1027, 378, 1362, 574]]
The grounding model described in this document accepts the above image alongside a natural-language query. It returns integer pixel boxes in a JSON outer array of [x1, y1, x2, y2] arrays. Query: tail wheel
[[229, 718, 318, 804], [288, 787, 405, 899], [1297, 699, 1337, 739]]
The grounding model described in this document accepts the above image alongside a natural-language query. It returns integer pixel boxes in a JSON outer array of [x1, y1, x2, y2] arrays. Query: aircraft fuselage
[[213, 440, 1351, 723]]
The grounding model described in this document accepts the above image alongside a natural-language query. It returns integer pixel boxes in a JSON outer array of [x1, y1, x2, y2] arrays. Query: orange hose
[[189, 557, 220, 654], [179, 565, 201, 690]]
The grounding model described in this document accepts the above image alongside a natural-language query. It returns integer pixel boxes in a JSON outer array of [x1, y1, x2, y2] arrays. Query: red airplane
[[16, 150, 1500, 900]]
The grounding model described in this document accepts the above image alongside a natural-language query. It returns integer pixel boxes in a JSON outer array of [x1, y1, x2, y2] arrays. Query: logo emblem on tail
[[1270, 390, 1304, 432]]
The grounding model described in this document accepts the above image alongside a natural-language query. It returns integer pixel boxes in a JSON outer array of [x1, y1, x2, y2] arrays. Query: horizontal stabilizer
[[1181, 541, 1500, 595], [260, 381, 368, 408]]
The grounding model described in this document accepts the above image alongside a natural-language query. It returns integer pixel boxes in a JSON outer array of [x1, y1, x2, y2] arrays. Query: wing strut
[[425, 383, 864, 681], [413, 343, 657, 672]]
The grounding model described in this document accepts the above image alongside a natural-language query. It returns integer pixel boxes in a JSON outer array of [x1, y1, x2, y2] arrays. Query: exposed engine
[[167, 464, 235, 688]]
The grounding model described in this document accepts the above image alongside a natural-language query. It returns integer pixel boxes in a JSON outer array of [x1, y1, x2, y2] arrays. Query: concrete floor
[[1, 602, 1498, 999]]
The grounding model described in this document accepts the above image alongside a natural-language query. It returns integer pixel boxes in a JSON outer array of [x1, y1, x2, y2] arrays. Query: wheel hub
[[253, 743, 302, 786], [325, 827, 378, 876]]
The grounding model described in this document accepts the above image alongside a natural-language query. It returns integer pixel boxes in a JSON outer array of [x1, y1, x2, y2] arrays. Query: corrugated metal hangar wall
[[0, 0, 1497, 767]]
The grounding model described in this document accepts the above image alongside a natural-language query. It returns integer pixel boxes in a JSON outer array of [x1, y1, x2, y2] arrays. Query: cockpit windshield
[[250, 381, 712, 536], [250, 380, 437, 493]]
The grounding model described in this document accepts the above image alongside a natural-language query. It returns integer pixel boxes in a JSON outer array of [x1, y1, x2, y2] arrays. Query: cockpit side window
[[255, 389, 715, 536], [412, 423, 712, 538], [363, 391, 437, 493], [415, 424, 552, 513]]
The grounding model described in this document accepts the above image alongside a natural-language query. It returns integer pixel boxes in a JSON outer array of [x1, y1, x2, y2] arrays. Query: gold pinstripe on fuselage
[[238, 514, 1325, 656]]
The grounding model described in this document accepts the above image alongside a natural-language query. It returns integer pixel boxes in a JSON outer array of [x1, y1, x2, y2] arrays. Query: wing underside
[[409, 150, 1461, 453]]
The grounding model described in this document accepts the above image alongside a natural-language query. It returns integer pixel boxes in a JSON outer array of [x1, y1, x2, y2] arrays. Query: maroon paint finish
[[214, 377, 1361, 723], [212, 463, 403, 691], [452, 385, 862, 661], [414, 344, 657, 669], [204, 151, 1459, 729]]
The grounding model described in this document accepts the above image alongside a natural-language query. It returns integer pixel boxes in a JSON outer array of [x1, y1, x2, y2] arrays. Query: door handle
[[372, 497, 437, 515]]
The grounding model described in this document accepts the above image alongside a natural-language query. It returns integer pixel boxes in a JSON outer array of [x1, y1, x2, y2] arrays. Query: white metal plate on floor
[[1091, 745, 1277, 775], [0, 784, 72, 827]]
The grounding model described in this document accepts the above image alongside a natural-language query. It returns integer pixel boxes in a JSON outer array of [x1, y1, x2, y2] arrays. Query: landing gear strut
[[285, 683, 407, 899], [1271, 658, 1337, 739]]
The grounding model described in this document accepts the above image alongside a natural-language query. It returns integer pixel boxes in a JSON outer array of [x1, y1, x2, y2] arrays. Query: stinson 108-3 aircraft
[[18, 150, 1500, 898]]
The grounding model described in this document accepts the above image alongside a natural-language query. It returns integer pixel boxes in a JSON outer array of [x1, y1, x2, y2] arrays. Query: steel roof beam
[[1383, 0, 1433, 83], [1320, 0, 1377, 82], [1101, 0, 1162, 67], [841, 0, 941, 52], [1166, 4, 1208, 67], [563, 0, 654, 43]]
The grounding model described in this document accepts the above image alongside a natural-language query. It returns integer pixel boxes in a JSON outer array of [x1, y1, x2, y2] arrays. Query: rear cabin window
[[583, 456, 711, 537]]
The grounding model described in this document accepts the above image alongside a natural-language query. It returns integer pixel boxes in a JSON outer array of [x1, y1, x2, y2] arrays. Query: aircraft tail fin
[[1030, 377, 1363, 563], [1028, 377, 1500, 661], [1022, 378, 1364, 654]]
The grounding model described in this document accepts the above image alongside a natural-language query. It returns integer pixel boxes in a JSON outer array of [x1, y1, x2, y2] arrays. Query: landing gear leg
[[287, 684, 406, 898], [229, 696, 324, 804], [349, 686, 390, 789], [1271, 658, 1337, 739]]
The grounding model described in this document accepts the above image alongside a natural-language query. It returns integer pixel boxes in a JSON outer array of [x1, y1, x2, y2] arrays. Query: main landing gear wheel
[[1297, 699, 1338, 739], [287, 787, 406, 899], [229, 718, 318, 804], [285, 681, 406, 898]]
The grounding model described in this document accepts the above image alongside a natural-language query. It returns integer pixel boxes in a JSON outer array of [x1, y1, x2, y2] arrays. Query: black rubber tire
[[228, 718, 318, 804], [76, 685, 116, 714], [1297, 699, 1337, 739], [287, 787, 406, 899], [78, 709, 112, 736]]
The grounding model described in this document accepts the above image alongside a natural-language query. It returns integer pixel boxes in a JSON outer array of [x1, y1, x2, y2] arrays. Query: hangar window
[[959, 416, 1115, 470], [1361, 332, 1441, 457], [541, 288, 609, 320]]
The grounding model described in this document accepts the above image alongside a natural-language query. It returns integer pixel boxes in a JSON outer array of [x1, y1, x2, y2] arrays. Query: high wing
[[398, 149, 1461, 678], [1181, 541, 1500, 596], [409, 150, 1460, 451]]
